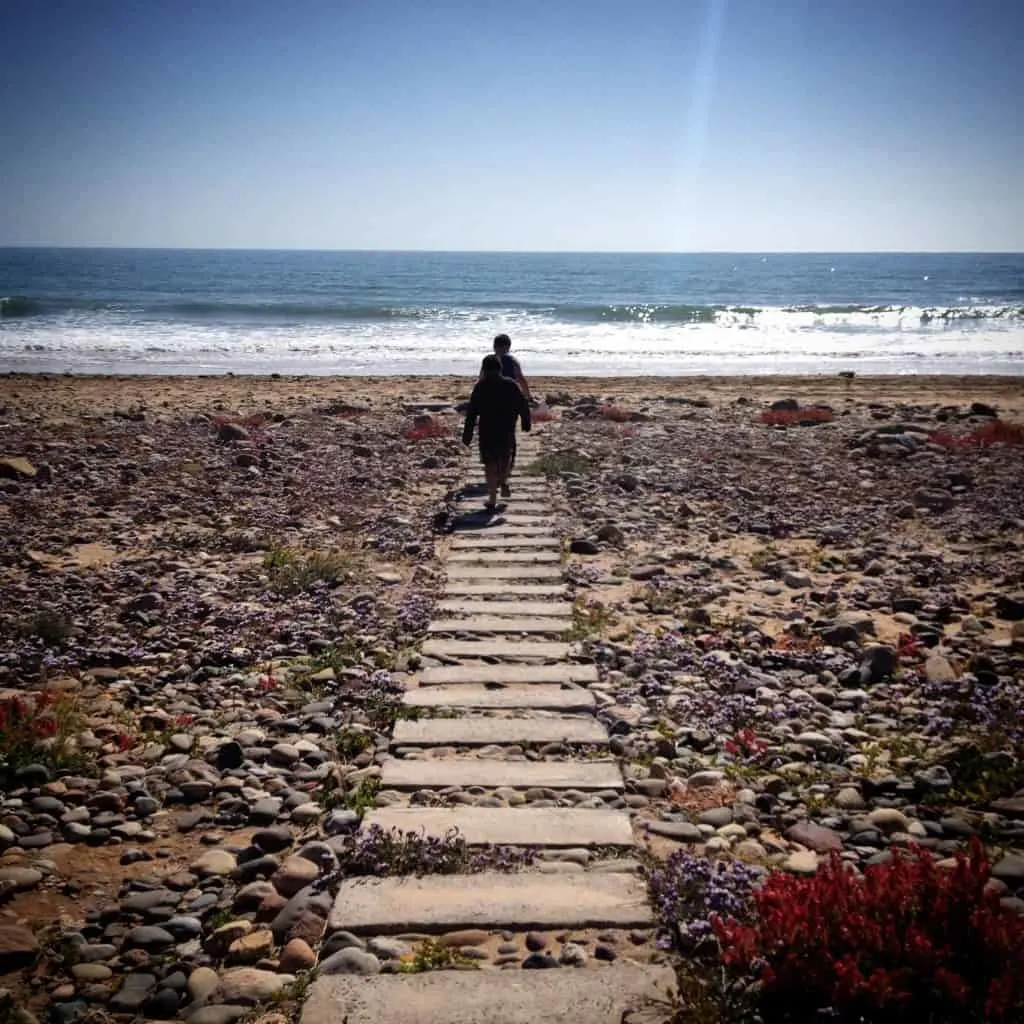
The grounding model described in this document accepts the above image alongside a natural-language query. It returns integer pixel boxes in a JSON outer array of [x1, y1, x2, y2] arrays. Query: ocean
[[1, 249, 1022, 376]]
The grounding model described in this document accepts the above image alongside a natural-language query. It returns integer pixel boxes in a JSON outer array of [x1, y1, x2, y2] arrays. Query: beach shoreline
[[3, 372, 1023, 422]]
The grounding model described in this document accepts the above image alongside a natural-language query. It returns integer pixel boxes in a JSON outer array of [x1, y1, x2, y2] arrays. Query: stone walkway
[[302, 433, 670, 1024]]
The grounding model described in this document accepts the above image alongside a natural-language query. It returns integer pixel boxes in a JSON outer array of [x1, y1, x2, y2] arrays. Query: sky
[[1, 0, 1022, 251]]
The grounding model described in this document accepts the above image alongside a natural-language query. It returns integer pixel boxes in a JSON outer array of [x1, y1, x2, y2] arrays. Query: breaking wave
[[3, 295, 1024, 326], [0, 296, 40, 318]]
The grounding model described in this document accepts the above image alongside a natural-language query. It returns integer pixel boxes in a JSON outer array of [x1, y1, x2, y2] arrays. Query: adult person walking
[[493, 333, 532, 404], [463, 354, 532, 511], [479, 333, 532, 496]]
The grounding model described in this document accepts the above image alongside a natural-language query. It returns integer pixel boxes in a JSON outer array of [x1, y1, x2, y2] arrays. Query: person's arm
[[511, 358, 532, 403], [462, 385, 480, 445], [518, 383, 532, 433]]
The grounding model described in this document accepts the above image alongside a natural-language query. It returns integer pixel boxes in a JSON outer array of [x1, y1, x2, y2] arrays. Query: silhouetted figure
[[463, 354, 531, 510]]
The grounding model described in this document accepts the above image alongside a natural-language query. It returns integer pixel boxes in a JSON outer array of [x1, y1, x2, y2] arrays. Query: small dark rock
[[522, 952, 560, 969]]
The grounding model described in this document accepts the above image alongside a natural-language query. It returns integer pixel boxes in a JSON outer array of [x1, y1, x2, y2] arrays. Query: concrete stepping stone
[[402, 685, 595, 711], [427, 617, 571, 635], [421, 639, 572, 660], [379, 757, 622, 791], [462, 485, 547, 500], [363, 806, 634, 847], [445, 564, 562, 580], [450, 535, 559, 549], [418, 663, 597, 685], [458, 497, 551, 511], [302, 963, 674, 1024], [453, 514, 552, 527], [444, 582, 567, 597], [493, 502, 552, 513], [392, 715, 608, 747], [452, 525, 553, 537], [446, 550, 560, 564], [437, 599, 573, 616], [328, 871, 652, 934], [454, 517, 552, 527]]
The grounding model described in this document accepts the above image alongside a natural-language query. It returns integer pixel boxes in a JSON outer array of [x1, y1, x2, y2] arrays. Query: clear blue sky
[[2, 0, 1021, 251]]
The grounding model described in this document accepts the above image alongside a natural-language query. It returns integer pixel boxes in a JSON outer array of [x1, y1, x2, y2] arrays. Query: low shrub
[[526, 451, 595, 476], [897, 630, 923, 662], [571, 598, 614, 639], [759, 407, 834, 427], [0, 690, 85, 784], [394, 937, 473, 973], [335, 727, 374, 762], [340, 776, 381, 815], [723, 727, 767, 761], [324, 825, 536, 879], [404, 416, 449, 441], [714, 839, 1024, 1023], [929, 420, 1024, 449], [774, 632, 823, 654], [263, 545, 359, 593], [19, 610, 71, 646], [648, 851, 760, 952]]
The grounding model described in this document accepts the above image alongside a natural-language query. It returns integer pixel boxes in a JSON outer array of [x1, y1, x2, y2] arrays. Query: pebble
[[186, 966, 220, 1004], [318, 948, 381, 975], [216, 968, 295, 1004], [278, 937, 317, 972], [109, 973, 157, 1012], [783, 850, 819, 874], [271, 855, 320, 897], [191, 850, 237, 877], [867, 808, 911, 834]]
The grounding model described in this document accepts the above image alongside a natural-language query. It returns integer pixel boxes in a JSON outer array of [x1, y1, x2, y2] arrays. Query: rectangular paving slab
[[495, 501, 552, 513], [403, 685, 595, 711], [418, 663, 598, 685], [454, 509, 548, 520], [302, 964, 674, 1024], [445, 564, 563, 580], [427, 617, 572, 635], [452, 524, 553, 536], [392, 715, 608, 746], [363, 806, 634, 847], [379, 757, 622, 790], [446, 550, 561, 564], [444, 582, 567, 597], [421, 639, 572, 660], [450, 536, 559, 549], [437, 600, 574, 616], [328, 871, 652, 934]]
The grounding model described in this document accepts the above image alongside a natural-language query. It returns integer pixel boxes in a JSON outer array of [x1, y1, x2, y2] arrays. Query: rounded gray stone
[[318, 947, 381, 976]]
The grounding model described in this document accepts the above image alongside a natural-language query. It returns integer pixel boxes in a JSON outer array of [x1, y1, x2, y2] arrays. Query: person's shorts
[[479, 432, 516, 466]]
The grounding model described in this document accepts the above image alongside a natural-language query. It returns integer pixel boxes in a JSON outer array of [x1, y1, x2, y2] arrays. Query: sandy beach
[[3, 372, 1023, 422], [1, 370, 1023, 1020]]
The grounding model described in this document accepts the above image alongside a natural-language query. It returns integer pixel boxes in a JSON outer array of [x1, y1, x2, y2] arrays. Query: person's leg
[[500, 435, 516, 497], [497, 455, 511, 498], [484, 462, 500, 508]]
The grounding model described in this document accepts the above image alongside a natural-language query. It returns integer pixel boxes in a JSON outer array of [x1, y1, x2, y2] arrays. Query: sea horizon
[[2, 248, 1022, 377], [3, 245, 1023, 255]]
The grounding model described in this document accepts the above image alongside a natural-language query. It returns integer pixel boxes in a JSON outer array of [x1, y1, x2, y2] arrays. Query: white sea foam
[[2, 306, 1022, 375]]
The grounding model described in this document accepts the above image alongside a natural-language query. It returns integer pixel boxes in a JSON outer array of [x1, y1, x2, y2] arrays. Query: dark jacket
[[463, 374, 531, 446]]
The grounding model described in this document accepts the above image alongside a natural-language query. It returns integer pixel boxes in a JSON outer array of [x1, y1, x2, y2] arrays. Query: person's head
[[481, 354, 502, 378], [493, 334, 511, 354]]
